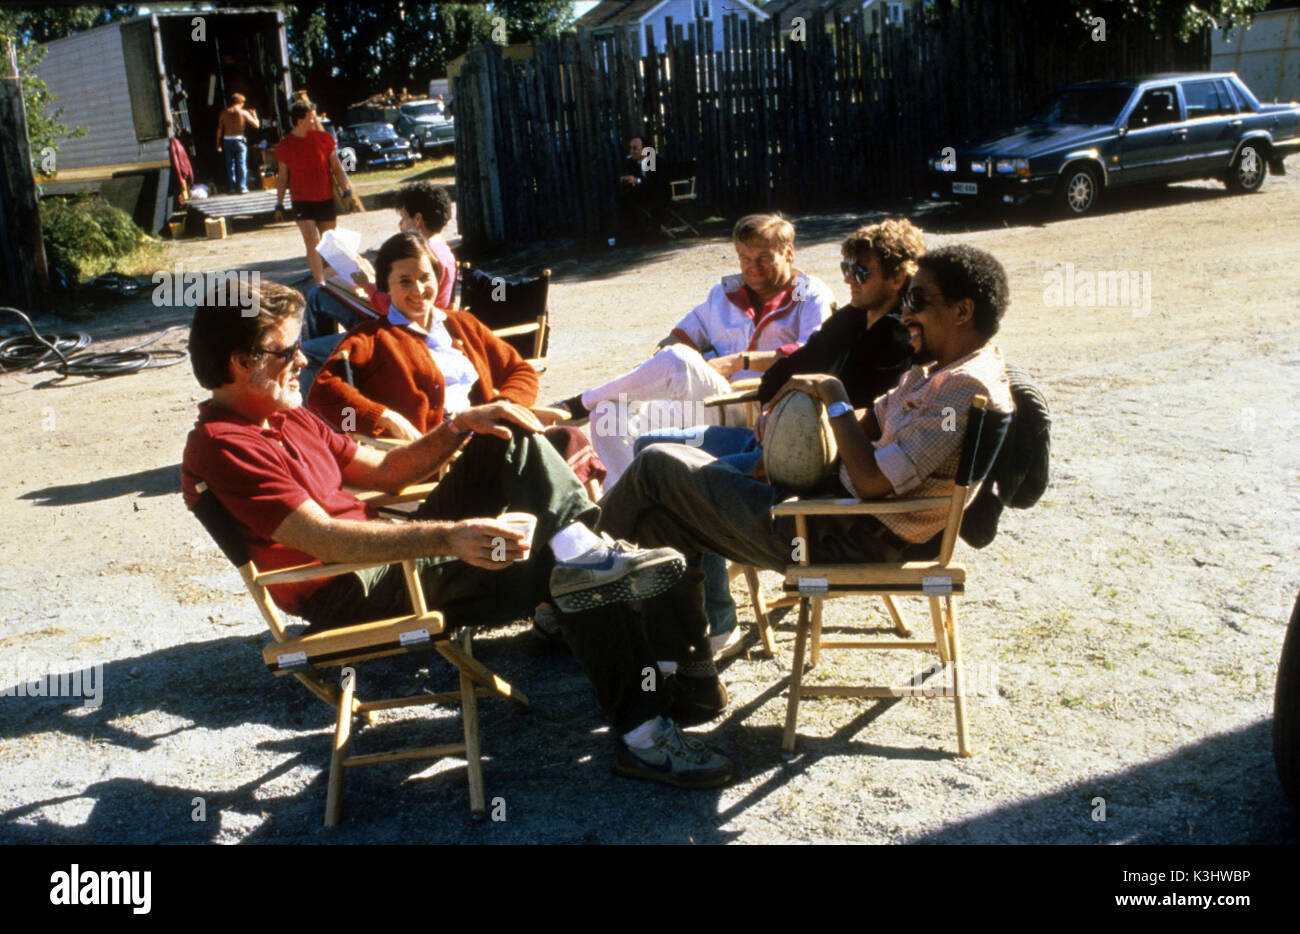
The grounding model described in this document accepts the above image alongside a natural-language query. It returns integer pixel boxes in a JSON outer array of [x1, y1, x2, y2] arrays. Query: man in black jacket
[[757, 217, 922, 413]]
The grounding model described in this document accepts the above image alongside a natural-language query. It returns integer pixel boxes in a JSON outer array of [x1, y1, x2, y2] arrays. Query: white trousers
[[583, 345, 737, 487]]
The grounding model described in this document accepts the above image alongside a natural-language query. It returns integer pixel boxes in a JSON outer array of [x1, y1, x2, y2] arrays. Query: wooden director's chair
[[775, 395, 1010, 756], [190, 482, 529, 826], [661, 161, 700, 240], [456, 263, 551, 371]]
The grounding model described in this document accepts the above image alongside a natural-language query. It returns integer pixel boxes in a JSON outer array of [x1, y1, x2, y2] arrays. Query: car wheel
[[1056, 165, 1100, 216], [1276, 590, 1300, 807], [1227, 142, 1267, 193]]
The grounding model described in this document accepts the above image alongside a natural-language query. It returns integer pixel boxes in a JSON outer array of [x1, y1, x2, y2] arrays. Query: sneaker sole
[[612, 758, 734, 789], [553, 555, 686, 613]]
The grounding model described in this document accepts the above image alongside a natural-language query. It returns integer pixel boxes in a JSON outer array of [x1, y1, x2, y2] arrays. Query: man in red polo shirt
[[180, 280, 736, 789], [275, 98, 354, 286], [552, 213, 834, 486]]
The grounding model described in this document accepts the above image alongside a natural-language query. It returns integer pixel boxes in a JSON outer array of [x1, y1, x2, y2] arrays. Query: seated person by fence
[[180, 281, 737, 789], [616, 135, 671, 239], [595, 245, 1015, 701], [305, 232, 605, 497], [553, 213, 834, 486]]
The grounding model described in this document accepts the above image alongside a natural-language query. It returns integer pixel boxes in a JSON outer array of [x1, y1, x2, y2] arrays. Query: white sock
[[623, 716, 665, 749], [548, 522, 606, 562]]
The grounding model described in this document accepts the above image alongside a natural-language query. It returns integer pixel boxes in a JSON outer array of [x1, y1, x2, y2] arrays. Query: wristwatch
[[826, 400, 854, 419], [742, 353, 750, 370]]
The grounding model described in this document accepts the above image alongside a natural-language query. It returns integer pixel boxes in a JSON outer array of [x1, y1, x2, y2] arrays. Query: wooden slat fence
[[454, 0, 1209, 250]]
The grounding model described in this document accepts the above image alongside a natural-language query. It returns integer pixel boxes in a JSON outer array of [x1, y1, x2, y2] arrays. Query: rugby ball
[[762, 391, 838, 490]]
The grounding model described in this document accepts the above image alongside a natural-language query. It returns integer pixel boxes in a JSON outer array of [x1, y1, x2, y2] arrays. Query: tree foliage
[[285, 2, 576, 115], [1066, 0, 1273, 40]]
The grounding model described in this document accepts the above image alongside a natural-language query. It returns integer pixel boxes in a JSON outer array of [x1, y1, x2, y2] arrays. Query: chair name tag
[[276, 650, 308, 669], [399, 628, 431, 646], [922, 576, 953, 596], [797, 577, 829, 594]]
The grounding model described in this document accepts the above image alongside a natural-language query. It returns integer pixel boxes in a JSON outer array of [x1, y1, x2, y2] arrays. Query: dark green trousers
[[301, 426, 667, 733]]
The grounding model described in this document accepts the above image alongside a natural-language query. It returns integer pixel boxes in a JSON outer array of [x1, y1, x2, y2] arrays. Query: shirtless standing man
[[216, 93, 259, 194]]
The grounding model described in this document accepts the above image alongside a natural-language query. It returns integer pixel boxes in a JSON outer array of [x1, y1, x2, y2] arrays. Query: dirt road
[[1, 163, 1297, 843]]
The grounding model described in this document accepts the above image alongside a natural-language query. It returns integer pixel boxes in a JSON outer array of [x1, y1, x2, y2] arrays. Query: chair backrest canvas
[[934, 398, 1012, 564], [191, 483, 251, 569], [458, 265, 551, 359]]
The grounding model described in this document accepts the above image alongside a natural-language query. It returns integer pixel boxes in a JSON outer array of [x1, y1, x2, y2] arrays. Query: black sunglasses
[[840, 260, 875, 284], [251, 336, 302, 363]]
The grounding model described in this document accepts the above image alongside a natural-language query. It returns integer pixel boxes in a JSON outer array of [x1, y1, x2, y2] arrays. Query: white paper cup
[[499, 512, 537, 562]]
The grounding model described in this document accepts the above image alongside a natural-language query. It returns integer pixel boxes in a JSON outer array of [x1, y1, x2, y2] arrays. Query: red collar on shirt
[[724, 281, 795, 322]]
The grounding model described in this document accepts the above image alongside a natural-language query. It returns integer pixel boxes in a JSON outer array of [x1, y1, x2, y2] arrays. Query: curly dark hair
[[394, 181, 453, 235], [374, 231, 442, 294], [189, 280, 304, 390], [915, 244, 1009, 338]]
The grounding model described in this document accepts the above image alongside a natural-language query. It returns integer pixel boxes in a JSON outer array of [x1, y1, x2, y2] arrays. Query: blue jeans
[[305, 283, 367, 339], [633, 425, 764, 637], [223, 138, 248, 192], [298, 285, 372, 396]]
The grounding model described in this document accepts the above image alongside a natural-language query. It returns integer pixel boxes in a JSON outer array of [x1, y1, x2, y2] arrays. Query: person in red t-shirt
[[275, 98, 354, 285], [179, 280, 735, 789]]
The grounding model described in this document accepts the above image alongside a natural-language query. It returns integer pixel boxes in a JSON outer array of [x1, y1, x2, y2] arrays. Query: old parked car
[[394, 99, 455, 153], [335, 122, 416, 171], [927, 72, 1300, 215]]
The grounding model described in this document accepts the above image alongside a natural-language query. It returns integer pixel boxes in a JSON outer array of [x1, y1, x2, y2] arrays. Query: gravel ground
[[1, 159, 1297, 844]]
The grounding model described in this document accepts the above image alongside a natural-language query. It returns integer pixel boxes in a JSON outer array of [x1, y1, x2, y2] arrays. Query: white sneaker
[[710, 627, 745, 661]]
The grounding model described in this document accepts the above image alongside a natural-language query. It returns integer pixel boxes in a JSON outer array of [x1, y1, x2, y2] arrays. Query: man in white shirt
[[555, 213, 834, 485]]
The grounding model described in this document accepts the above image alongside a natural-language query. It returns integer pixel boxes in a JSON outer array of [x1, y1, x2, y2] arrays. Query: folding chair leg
[[458, 631, 486, 814], [782, 598, 813, 754], [743, 565, 777, 657], [437, 640, 531, 709], [881, 595, 912, 637], [809, 598, 823, 667], [928, 596, 951, 663], [946, 596, 972, 757], [325, 668, 357, 827], [294, 670, 342, 710]]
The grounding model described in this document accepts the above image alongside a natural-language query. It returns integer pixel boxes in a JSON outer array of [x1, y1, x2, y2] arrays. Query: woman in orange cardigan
[[307, 231, 604, 496]]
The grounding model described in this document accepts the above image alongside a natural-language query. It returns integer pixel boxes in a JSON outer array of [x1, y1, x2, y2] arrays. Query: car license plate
[[953, 182, 978, 195]]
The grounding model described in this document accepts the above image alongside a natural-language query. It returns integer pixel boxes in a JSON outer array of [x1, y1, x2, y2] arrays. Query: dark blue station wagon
[[927, 72, 1300, 215]]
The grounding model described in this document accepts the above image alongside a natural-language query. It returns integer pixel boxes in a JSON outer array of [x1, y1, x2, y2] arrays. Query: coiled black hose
[[0, 306, 188, 380]]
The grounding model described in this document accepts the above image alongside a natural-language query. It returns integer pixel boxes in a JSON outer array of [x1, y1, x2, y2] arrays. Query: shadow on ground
[[913, 719, 1297, 844], [19, 464, 182, 506], [1, 605, 1293, 842]]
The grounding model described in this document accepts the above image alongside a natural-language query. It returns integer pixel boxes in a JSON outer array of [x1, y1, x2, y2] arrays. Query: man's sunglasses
[[251, 336, 302, 363], [840, 260, 875, 284]]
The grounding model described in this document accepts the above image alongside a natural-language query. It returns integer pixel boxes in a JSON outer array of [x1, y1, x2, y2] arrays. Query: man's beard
[[258, 372, 302, 410]]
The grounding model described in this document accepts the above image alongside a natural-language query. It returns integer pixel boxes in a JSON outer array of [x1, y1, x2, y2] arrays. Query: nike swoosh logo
[[559, 552, 617, 571]]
